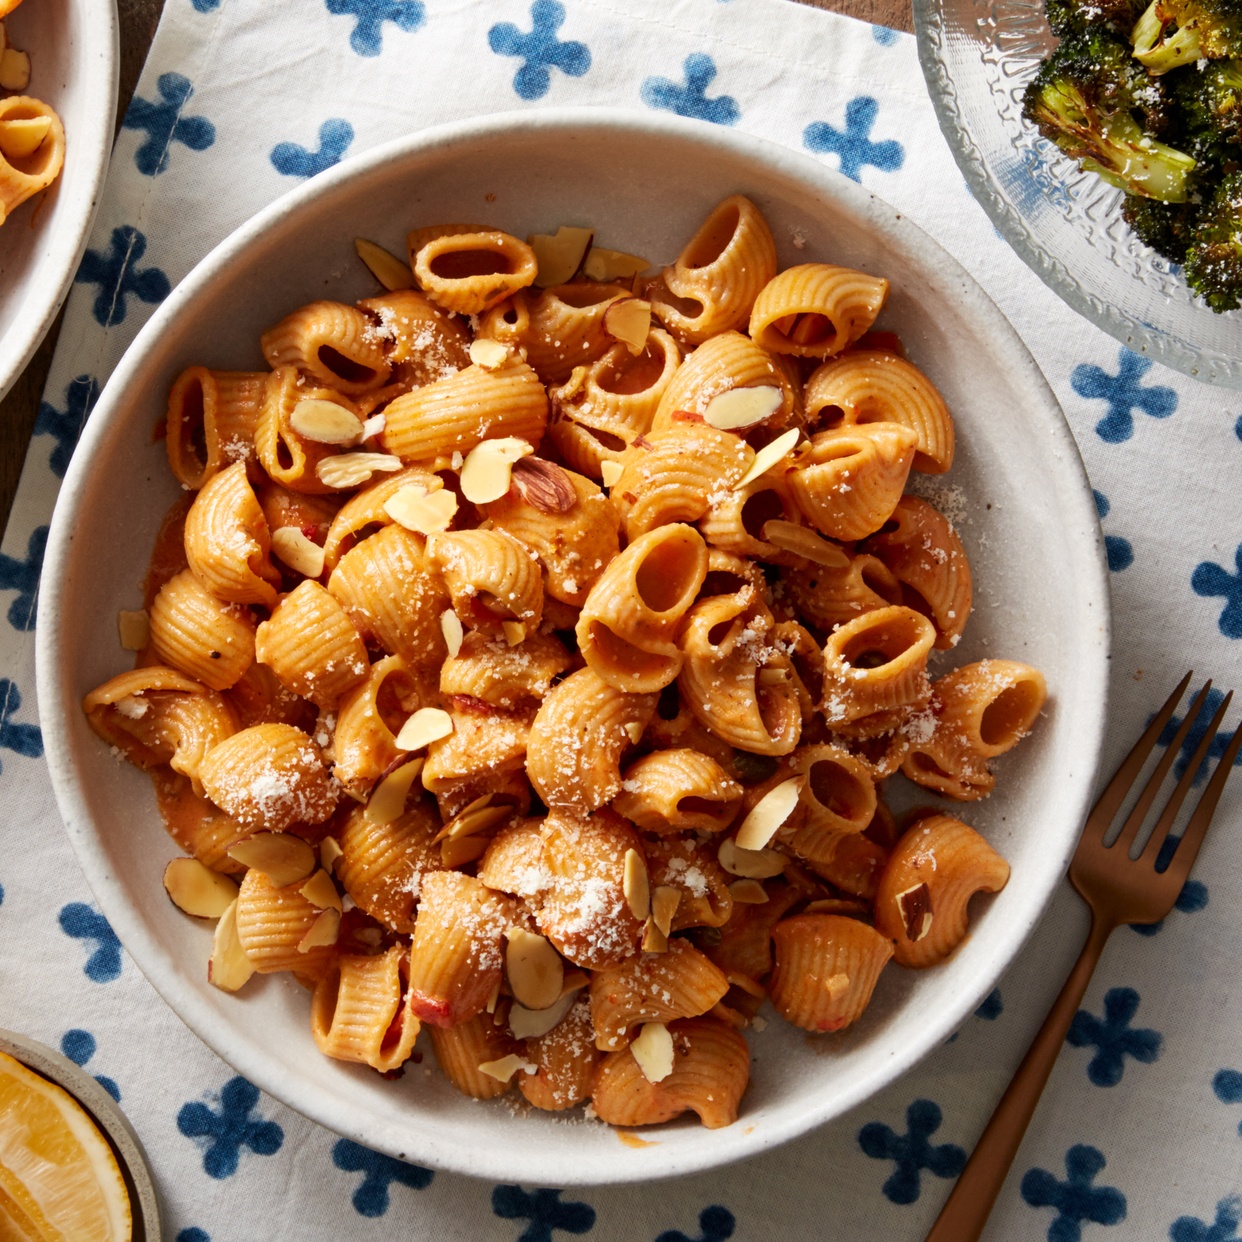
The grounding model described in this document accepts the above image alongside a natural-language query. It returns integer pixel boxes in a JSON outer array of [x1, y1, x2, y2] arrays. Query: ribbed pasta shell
[[613, 749, 742, 835], [820, 605, 936, 725], [699, 467, 805, 565], [332, 654, 426, 796], [165, 366, 267, 490], [356, 288, 471, 386], [421, 706, 532, 792], [0, 96, 65, 221], [519, 995, 600, 1111], [874, 814, 1010, 968], [478, 817, 549, 899], [769, 914, 893, 1031], [701, 881, 803, 980], [644, 836, 734, 931], [429, 1010, 522, 1100], [649, 195, 777, 346], [749, 264, 889, 358], [411, 229, 538, 315], [516, 281, 632, 384], [439, 631, 571, 710], [426, 528, 544, 637], [804, 350, 954, 474], [311, 946, 420, 1071], [779, 550, 902, 632], [254, 367, 364, 495], [234, 867, 337, 977], [321, 466, 440, 571], [381, 357, 548, 463], [800, 830, 888, 900], [787, 422, 917, 541], [260, 299, 391, 395], [149, 568, 256, 691]]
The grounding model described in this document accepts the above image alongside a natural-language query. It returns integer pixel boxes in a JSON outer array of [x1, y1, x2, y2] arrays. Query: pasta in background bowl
[[37, 111, 1110, 1184]]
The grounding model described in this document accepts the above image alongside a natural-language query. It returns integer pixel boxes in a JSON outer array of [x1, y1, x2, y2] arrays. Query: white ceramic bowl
[[38, 110, 1110, 1185], [0, 0, 118, 402]]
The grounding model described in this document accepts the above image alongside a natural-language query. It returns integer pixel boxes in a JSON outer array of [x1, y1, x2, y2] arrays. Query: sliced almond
[[468, 338, 511, 370], [459, 436, 533, 505], [761, 519, 850, 568], [440, 834, 492, 868], [505, 928, 564, 1011], [361, 413, 386, 440], [735, 776, 804, 851], [825, 972, 851, 1002], [298, 906, 341, 952], [433, 800, 512, 844], [364, 757, 424, 825], [717, 836, 787, 880], [510, 457, 577, 514], [630, 1022, 675, 1083], [396, 706, 453, 752], [0, 48, 30, 92], [509, 987, 579, 1040], [803, 896, 870, 917], [641, 916, 669, 953], [320, 836, 343, 875], [600, 460, 623, 488], [272, 526, 326, 578], [896, 882, 934, 942], [384, 484, 458, 535], [227, 832, 317, 888], [702, 385, 783, 431], [208, 899, 254, 993], [354, 237, 415, 291], [502, 620, 527, 647], [528, 225, 594, 287], [440, 609, 464, 658], [299, 868, 343, 912], [478, 1053, 537, 1083], [163, 857, 239, 919], [317, 451, 403, 489], [290, 398, 363, 446], [623, 720, 643, 744], [0, 115, 50, 160], [623, 848, 650, 922], [735, 428, 800, 489], [603, 298, 651, 356], [651, 886, 681, 938], [582, 246, 649, 283], [727, 878, 770, 905], [117, 608, 150, 652]]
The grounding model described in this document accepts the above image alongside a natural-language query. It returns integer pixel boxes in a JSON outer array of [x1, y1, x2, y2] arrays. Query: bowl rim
[[911, 0, 1239, 391], [36, 107, 1111, 1184], [0, 0, 120, 404]]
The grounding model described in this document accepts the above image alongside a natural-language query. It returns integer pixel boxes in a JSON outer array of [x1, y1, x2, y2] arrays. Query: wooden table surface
[[0, 0, 914, 537]]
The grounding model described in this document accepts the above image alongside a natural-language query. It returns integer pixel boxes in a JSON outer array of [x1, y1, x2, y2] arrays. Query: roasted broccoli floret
[[1121, 193, 1199, 258], [1132, 0, 1242, 74], [1045, 0, 1144, 37], [1183, 170, 1242, 308], [1175, 59, 1242, 153], [1023, 30, 1197, 199]]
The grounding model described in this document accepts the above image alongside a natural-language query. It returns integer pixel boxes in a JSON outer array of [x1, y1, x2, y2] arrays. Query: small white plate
[[0, 0, 118, 402]]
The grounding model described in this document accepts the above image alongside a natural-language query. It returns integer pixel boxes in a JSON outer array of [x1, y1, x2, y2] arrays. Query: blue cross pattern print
[[1192, 543, 1242, 639], [491, 1185, 596, 1242], [1213, 1068, 1242, 1134], [34, 374, 100, 478], [1092, 490, 1134, 573], [1066, 987, 1162, 1087], [803, 97, 904, 182], [641, 54, 739, 125], [1071, 347, 1177, 443], [857, 1098, 966, 1205], [489, 1, 590, 102], [121, 72, 215, 176], [271, 118, 355, 178], [60, 1029, 120, 1102], [177, 1077, 284, 1179], [75, 226, 171, 329], [0, 525, 47, 632], [0, 679, 42, 773], [1171, 1196, 1242, 1242], [325, 0, 424, 57], [1021, 1144, 1126, 1241], [57, 903, 121, 983], [656, 1205, 736, 1242], [1157, 686, 1242, 784], [331, 1138, 433, 1217]]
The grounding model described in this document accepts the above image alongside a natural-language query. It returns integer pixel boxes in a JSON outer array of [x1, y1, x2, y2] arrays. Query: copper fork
[[925, 672, 1242, 1242]]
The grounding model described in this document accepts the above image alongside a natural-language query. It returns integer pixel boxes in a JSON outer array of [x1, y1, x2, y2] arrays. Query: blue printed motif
[[121, 73, 215, 176], [491, 1186, 596, 1242], [1235, 413, 1242, 442], [1129, 833, 1209, 936], [1071, 349, 1177, 443], [1066, 988, 1161, 1086], [58, 903, 121, 983], [656, 1205, 736, 1242], [0, 680, 42, 773], [325, 0, 424, 57], [1021, 1144, 1127, 1241], [75, 226, 171, 329], [1092, 491, 1134, 572], [0, 525, 46, 631], [1156, 687, 1242, 784], [1192, 543, 1242, 640], [489, 2, 590, 102], [976, 989, 1004, 1020], [190, 0, 219, 10], [271, 119, 355, 179], [177, 1077, 284, 1179], [803, 97, 904, 182], [872, 23, 899, 43], [1170, 1196, 1242, 1241], [176, 1231, 211, 1242], [332, 1138, 433, 1216], [858, 1099, 966, 1205], [641, 54, 738, 125], [61, 1029, 120, 1101], [1213, 1068, 1242, 1134], [34, 374, 100, 478]]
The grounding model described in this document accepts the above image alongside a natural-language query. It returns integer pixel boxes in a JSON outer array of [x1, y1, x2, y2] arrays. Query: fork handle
[[924, 915, 1114, 1242]]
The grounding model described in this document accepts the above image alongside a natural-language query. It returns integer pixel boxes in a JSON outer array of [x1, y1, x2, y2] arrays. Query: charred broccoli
[[1121, 194, 1198, 259], [1045, 0, 1144, 38], [1131, 0, 1242, 74], [1175, 59, 1242, 153], [1023, 30, 1196, 199], [1183, 170, 1242, 308]]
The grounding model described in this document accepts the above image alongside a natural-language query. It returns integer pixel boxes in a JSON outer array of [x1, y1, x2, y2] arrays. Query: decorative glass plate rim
[[911, 0, 1242, 391]]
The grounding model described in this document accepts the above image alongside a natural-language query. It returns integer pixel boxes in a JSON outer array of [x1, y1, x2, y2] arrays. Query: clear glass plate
[[913, 0, 1242, 389]]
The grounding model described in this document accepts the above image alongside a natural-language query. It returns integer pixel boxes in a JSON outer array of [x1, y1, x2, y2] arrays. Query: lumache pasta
[[86, 196, 1047, 1132]]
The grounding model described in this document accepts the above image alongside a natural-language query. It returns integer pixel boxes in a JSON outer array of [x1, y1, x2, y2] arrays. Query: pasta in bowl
[[38, 110, 1109, 1184]]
